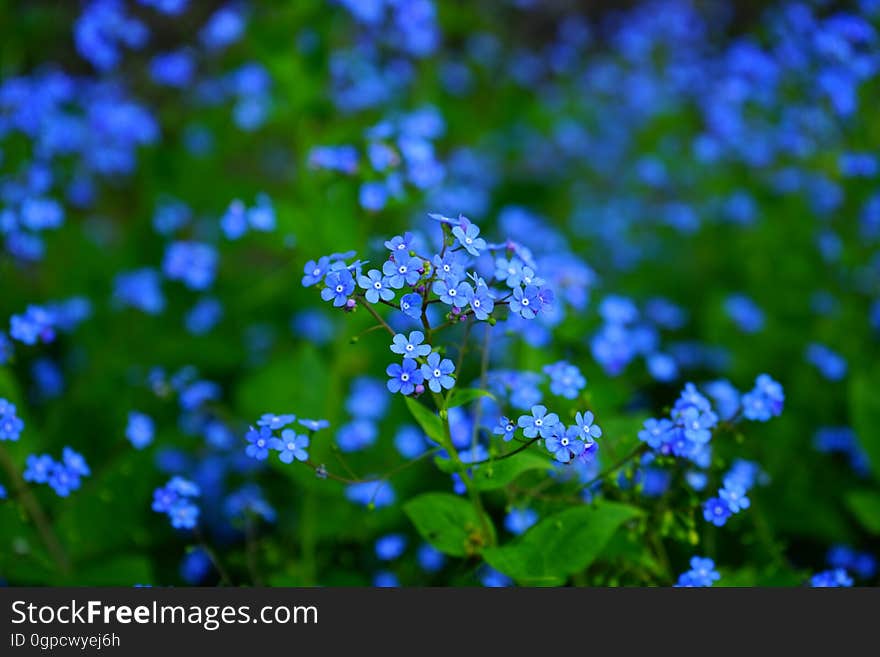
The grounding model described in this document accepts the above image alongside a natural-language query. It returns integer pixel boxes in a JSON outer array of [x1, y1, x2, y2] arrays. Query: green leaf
[[482, 501, 642, 586], [845, 489, 880, 534], [404, 492, 495, 557], [850, 372, 880, 481], [404, 397, 446, 444], [445, 387, 495, 409], [470, 450, 552, 491]]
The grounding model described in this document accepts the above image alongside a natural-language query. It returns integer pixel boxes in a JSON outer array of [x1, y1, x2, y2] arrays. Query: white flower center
[[473, 299, 481, 308], [449, 289, 457, 296], [312, 268, 321, 276], [465, 237, 473, 244], [257, 439, 265, 448], [521, 298, 530, 306], [399, 266, 407, 274], [335, 285, 343, 293], [433, 369, 441, 378], [561, 438, 569, 446], [401, 374, 409, 382], [406, 344, 414, 351], [287, 442, 296, 451], [535, 418, 543, 427], [374, 281, 382, 289]]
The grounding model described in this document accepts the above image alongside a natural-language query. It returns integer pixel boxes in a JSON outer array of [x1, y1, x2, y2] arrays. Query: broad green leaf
[[445, 387, 495, 409], [404, 397, 446, 444], [850, 372, 880, 481], [482, 501, 641, 586], [470, 451, 552, 491], [845, 489, 880, 534], [404, 492, 495, 557]]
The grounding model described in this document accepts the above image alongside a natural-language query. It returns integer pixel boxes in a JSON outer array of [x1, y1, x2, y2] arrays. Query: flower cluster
[[304, 214, 553, 326], [702, 461, 763, 527], [23, 448, 91, 497], [244, 413, 324, 464], [810, 568, 853, 588], [152, 476, 201, 530], [0, 399, 24, 442], [674, 556, 721, 587], [386, 331, 455, 396], [507, 405, 602, 465]]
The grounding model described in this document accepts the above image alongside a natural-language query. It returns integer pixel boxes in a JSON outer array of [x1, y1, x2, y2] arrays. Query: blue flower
[[373, 571, 400, 587], [375, 534, 407, 560], [257, 413, 296, 430], [162, 242, 218, 291], [432, 278, 471, 307], [384, 232, 413, 254], [345, 481, 395, 508], [358, 269, 395, 303], [62, 447, 90, 478], [245, 426, 272, 460], [451, 216, 486, 255], [573, 411, 602, 442], [10, 305, 56, 345], [432, 252, 465, 281], [221, 199, 248, 239], [48, 462, 81, 497], [382, 255, 423, 288], [493, 416, 516, 442], [23, 454, 54, 483], [464, 283, 494, 320], [394, 425, 429, 458], [677, 407, 718, 445], [336, 419, 377, 452], [0, 400, 24, 441], [321, 269, 355, 307], [390, 330, 431, 358], [299, 418, 330, 432], [510, 285, 539, 319], [719, 482, 750, 513], [545, 361, 586, 399], [386, 359, 424, 395], [545, 425, 585, 463], [420, 352, 455, 392], [417, 543, 445, 572], [495, 257, 524, 287], [169, 501, 200, 529], [741, 374, 784, 421], [113, 268, 165, 315], [504, 508, 538, 535], [302, 257, 330, 287], [359, 182, 387, 211], [269, 429, 310, 463], [126, 411, 155, 449], [703, 497, 732, 527], [517, 404, 559, 439], [810, 569, 853, 587], [675, 556, 720, 587], [399, 293, 423, 319]]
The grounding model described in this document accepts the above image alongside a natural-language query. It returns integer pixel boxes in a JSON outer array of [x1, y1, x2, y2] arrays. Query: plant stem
[[0, 444, 71, 577]]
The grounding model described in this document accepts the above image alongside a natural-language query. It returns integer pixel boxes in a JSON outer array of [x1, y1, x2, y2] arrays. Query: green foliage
[[404, 493, 495, 557], [483, 502, 642, 585]]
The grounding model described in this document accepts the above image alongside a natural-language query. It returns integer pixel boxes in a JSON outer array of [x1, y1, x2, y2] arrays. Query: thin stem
[[194, 527, 234, 586], [358, 298, 395, 336], [0, 444, 71, 577], [245, 514, 262, 586], [576, 443, 648, 493]]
